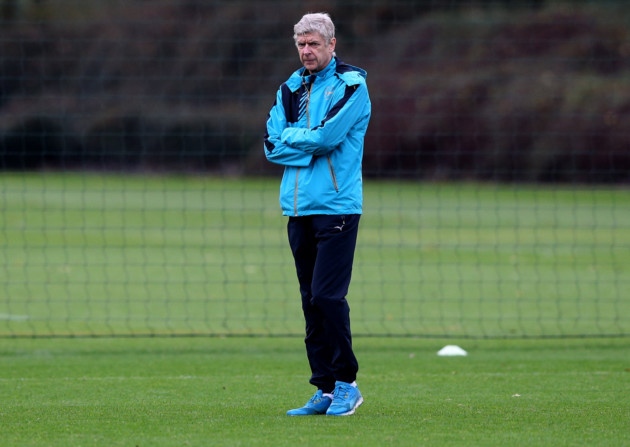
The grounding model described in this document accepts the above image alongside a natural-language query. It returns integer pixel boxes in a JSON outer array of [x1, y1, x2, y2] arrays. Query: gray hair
[[293, 12, 335, 44]]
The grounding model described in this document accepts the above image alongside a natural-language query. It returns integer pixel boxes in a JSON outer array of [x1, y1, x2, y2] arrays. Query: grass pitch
[[1, 173, 629, 445], [1, 336, 629, 447], [2, 173, 629, 338]]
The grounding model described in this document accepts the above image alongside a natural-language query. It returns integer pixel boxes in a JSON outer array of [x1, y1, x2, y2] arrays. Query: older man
[[264, 12, 371, 416]]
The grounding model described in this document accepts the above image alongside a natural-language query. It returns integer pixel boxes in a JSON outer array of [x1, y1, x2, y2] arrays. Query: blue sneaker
[[286, 390, 332, 416], [326, 381, 363, 416]]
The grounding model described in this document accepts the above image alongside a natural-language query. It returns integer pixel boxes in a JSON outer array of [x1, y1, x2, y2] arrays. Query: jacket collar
[[286, 57, 337, 92]]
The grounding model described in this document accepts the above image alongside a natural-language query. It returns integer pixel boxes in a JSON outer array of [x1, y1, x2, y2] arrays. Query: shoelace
[[333, 384, 351, 399], [309, 392, 323, 404]]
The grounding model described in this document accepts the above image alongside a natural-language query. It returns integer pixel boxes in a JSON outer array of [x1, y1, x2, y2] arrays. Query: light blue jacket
[[264, 57, 371, 216]]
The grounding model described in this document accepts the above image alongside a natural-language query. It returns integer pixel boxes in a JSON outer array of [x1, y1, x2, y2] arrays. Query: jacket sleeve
[[280, 81, 369, 156], [264, 88, 314, 167]]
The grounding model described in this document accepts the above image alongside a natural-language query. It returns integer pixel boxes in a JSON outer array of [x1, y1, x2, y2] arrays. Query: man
[[264, 12, 371, 417]]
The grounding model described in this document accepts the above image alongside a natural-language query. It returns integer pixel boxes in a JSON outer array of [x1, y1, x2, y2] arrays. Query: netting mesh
[[1, 0, 629, 338]]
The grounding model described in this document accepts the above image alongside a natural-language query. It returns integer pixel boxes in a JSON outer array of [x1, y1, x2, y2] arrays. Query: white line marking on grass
[[0, 313, 29, 321]]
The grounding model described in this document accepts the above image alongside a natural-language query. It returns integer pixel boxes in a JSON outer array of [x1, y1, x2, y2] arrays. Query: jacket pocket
[[327, 156, 339, 193]]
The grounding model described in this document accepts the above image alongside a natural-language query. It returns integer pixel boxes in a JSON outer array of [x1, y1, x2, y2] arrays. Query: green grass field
[[1, 336, 629, 447], [1, 173, 629, 445], [1, 173, 629, 338]]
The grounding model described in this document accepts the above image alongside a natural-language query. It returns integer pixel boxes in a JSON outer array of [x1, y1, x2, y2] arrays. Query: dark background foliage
[[1, 0, 629, 182]]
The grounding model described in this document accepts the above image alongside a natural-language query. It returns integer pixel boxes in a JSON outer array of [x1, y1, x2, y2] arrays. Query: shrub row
[[1, 1, 629, 182]]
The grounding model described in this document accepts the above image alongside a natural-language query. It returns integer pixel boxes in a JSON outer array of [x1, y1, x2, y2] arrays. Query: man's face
[[296, 32, 336, 74]]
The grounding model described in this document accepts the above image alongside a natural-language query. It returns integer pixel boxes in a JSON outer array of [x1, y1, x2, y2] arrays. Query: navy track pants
[[287, 214, 360, 393]]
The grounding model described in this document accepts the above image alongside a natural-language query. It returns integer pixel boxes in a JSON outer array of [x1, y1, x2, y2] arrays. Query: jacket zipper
[[294, 80, 313, 216], [293, 168, 299, 216]]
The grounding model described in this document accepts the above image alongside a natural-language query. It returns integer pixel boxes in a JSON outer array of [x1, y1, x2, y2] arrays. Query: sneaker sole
[[287, 412, 326, 416], [327, 396, 364, 416]]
